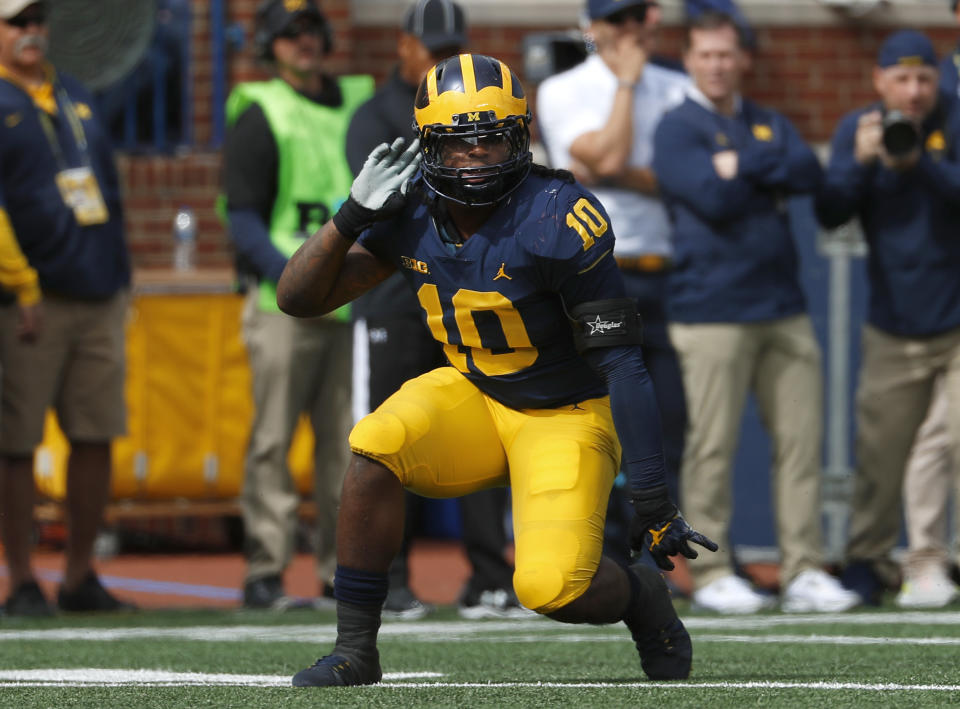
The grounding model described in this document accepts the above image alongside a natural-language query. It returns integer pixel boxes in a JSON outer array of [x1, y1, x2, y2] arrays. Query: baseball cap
[[403, 0, 466, 52], [257, 0, 324, 40], [0, 0, 43, 20], [877, 29, 937, 69], [586, 0, 649, 21]]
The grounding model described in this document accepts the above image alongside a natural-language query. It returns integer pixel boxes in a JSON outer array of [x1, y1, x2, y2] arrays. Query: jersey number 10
[[417, 284, 539, 376]]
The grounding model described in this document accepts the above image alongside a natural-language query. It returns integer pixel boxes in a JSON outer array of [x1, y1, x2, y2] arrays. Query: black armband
[[569, 297, 643, 353]]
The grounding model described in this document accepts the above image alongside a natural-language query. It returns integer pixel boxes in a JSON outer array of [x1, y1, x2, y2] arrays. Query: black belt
[[615, 254, 672, 273]]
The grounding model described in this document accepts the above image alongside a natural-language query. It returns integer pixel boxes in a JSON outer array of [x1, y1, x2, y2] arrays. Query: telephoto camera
[[881, 109, 920, 157]]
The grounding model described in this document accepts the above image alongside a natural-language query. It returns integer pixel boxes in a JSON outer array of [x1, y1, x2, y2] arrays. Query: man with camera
[[816, 30, 960, 606]]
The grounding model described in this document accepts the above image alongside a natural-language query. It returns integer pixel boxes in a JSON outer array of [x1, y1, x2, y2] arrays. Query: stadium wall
[[119, 0, 959, 269]]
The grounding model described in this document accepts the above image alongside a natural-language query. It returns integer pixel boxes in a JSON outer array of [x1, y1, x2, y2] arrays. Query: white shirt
[[537, 54, 688, 257]]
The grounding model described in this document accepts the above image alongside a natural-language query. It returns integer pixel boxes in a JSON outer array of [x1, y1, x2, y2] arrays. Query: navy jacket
[[653, 96, 820, 323], [815, 101, 960, 337], [0, 70, 129, 299]]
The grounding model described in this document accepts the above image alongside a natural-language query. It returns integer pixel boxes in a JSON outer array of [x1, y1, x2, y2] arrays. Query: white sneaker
[[692, 574, 775, 614], [782, 569, 861, 613], [896, 567, 960, 609]]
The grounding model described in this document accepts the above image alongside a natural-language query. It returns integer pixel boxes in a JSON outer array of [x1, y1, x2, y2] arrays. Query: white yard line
[[0, 669, 959, 691], [2, 611, 960, 644]]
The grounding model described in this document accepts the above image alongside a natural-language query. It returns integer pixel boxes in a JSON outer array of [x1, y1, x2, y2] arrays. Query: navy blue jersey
[[0, 71, 129, 299], [358, 171, 626, 410]]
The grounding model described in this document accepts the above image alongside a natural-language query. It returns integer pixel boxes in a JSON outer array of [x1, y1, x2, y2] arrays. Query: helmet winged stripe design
[[414, 54, 532, 206]]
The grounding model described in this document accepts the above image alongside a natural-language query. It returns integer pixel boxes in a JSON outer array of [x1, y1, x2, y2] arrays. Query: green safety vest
[[224, 75, 374, 315]]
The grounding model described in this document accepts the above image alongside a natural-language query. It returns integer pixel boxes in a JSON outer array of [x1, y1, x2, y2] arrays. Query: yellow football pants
[[349, 366, 621, 613]]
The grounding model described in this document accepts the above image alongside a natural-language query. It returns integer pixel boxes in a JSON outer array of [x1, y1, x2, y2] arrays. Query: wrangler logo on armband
[[401, 256, 430, 274]]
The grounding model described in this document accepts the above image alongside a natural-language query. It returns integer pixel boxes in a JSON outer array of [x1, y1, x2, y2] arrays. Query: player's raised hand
[[332, 137, 421, 240], [628, 484, 718, 571], [353, 137, 421, 209]]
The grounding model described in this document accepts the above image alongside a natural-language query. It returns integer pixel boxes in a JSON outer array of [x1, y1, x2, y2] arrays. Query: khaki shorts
[[0, 291, 128, 454]]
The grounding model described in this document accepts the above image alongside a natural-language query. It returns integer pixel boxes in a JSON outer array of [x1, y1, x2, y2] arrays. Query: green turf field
[[2, 601, 959, 707]]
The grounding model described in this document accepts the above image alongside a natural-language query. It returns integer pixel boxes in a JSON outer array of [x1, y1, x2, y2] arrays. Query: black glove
[[629, 484, 719, 571]]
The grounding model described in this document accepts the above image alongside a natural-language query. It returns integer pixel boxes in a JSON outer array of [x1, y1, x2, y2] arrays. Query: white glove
[[351, 137, 421, 209]]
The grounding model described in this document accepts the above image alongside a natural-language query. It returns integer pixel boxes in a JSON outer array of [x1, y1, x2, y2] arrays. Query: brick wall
[[120, 2, 958, 270]]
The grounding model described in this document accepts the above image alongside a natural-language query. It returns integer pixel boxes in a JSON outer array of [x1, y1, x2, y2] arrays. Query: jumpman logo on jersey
[[493, 262, 512, 281]]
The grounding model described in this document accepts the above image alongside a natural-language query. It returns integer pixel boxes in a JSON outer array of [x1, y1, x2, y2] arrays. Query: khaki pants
[[847, 324, 960, 580], [670, 315, 824, 589], [902, 378, 957, 577], [241, 288, 353, 587]]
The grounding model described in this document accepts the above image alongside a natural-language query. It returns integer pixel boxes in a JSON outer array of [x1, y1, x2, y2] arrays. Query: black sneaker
[[57, 572, 136, 612], [383, 587, 433, 620], [458, 587, 533, 619], [4, 581, 54, 617], [292, 653, 382, 687], [243, 575, 289, 609]]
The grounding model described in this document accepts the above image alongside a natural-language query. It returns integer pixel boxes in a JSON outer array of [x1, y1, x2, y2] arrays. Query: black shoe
[[57, 573, 136, 612], [626, 565, 691, 680], [292, 653, 382, 687], [243, 575, 289, 609], [635, 617, 693, 680], [4, 581, 55, 617]]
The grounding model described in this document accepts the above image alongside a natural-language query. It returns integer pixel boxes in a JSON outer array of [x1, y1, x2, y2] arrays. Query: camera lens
[[882, 110, 919, 157]]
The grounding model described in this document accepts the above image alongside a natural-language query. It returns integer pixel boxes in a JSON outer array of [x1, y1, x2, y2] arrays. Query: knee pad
[[349, 411, 407, 456], [513, 563, 566, 613], [513, 529, 593, 613]]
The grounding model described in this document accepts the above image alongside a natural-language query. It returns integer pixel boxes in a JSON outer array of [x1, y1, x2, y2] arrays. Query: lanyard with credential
[[36, 83, 109, 225], [36, 84, 91, 170]]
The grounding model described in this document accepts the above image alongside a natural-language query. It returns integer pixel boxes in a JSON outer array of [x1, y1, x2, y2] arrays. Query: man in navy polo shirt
[[653, 11, 860, 614], [0, 0, 132, 616], [817, 29, 960, 607]]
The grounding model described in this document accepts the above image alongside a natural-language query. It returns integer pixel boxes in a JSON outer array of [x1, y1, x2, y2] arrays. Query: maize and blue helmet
[[414, 53, 532, 206]]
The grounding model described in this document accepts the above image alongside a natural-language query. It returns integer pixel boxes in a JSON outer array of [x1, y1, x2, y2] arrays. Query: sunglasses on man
[[5, 6, 47, 29], [605, 2, 653, 25]]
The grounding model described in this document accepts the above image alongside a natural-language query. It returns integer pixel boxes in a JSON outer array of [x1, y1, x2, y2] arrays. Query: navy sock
[[334, 565, 390, 607], [332, 566, 389, 659]]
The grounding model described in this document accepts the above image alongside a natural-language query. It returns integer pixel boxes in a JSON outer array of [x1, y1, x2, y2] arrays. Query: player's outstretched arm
[[277, 137, 420, 317]]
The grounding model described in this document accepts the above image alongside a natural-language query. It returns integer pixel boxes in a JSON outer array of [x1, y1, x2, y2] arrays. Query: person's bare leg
[[62, 441, 112, 591], [0, 455, 37, 590], [293, 453, 405, 687], [547, 557, 632, 624], [336, 454, 406, 570]]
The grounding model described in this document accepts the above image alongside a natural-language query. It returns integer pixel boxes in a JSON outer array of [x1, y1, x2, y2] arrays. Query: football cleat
[[292, 653, 382, 687], [634, 617, 693, 681]]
